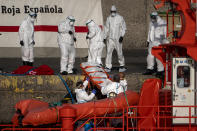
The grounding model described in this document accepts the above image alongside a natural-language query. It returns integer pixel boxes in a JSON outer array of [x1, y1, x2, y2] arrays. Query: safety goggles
[[150, 15, 157, 20], [30, 14, 37, 19], [86, 20, 93, 26], [68, 18, 75, 22], [110, 11, 116, 14]]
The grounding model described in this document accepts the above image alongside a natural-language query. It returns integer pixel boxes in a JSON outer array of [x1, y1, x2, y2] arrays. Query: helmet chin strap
[[86, 20, 93, 26]]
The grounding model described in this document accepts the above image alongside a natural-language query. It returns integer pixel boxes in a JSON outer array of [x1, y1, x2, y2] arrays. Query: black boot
[[84, 56, 88, 59], [143, 69, 154, 75], [72, 68, 78, 74], [23, 61, 28, 66], [156, 71, 165, 78], [26, 62, 30, 66], [61, 71, 68, 75], [119, 66, 127, 72], [29, 62, 33, 66]]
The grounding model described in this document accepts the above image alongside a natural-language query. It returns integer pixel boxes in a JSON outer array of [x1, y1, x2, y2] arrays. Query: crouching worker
[[75, 80, 96, 104], [101, 74, 127, 98]]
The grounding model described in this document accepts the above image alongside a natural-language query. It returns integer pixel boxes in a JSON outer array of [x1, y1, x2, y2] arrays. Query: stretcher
[[80, 62, 112, 89]]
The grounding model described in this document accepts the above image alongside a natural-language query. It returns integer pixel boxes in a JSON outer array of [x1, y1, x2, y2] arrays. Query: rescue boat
[[2, 0, 197, 130]]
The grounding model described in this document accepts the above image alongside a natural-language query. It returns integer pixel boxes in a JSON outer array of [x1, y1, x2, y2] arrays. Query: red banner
[[0, 25, 89, 32]]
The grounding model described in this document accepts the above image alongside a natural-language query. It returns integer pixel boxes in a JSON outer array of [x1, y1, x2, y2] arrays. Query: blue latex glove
[[86, 77, 89, 81], [92, 89, 96, 94], [84, 122, 93, 131]]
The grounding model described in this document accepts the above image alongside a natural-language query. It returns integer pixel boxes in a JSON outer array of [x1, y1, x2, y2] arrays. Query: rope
[[123, 89, 135, 131], [96, 97, 118, 127], [57, 74, 75, 104], [123, 87, 131, 112], [96, 99, 111, 126], [112, 98, 117, 114]]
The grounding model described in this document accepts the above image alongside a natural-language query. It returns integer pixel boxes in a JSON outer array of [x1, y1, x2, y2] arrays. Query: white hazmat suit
[[75, 80, 96, 104], [101, 81, 126, 97], [19, 12, 37, 66], [58, 16, 76, 74], [145, 12, 169, 75], [86, 20, 105, 65], [104, 5, 127, 72]]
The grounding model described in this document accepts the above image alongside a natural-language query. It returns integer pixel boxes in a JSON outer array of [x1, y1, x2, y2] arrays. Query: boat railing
[[2, 105, 197, 130]]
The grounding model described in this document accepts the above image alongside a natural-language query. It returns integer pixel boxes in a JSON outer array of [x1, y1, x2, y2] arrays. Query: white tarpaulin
[[0, 0, 103, 48]]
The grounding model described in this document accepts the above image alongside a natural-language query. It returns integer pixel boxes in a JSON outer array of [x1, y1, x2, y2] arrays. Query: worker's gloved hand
[[103, 39, 106, 43], [86, 35, 89, 39], [92, 89, 97, 94], [32, 41, 35, 45], [146, 41, 149, 47], [73, 37, 77, 42], [119, 36, 123, 43], [69, 31, 73, 35], [20, 41, 24, 46], [86, 77, 89, 81]]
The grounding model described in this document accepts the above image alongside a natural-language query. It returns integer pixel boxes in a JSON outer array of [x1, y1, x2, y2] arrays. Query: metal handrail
[[2, 105, 197, 130]]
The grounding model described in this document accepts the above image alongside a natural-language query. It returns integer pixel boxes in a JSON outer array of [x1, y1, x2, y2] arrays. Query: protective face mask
[[151, 18, 157, 23], [111, 12, 116, 17], [70, 21, 74, 26], [30, 17, 36, 23]]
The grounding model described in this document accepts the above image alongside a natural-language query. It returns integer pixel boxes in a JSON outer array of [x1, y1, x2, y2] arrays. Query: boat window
[[177, 66, 190, 88]]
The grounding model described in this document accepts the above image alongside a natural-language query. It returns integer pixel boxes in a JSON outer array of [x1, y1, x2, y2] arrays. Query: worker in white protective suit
[[58, 16, 77, 75], [19, 12, 37, 66], [86, 19, 105, 65], [104, 5, 127, 72], [75, 80, 96, 104], [101, 74, 126, 98], [143, 12, 169, 76]]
